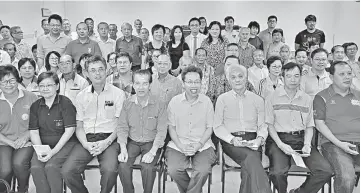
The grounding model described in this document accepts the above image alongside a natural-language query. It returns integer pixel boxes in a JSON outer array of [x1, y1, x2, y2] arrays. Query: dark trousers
[[221, 133, 272, 193], [31, 141, 76, 193], [61, 134, 120, 193], [0, 146, 33, 192], [131, 65, 141, 72], [118, 139, 161, 193], [165, 147, 216, 193], [265, 133, 333, 193]]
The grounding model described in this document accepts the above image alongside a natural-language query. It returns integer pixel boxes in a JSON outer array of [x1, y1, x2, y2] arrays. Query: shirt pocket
[[146, 110, 158, 130], [105, 105, 116, 119], [54, 119, 64, 130]]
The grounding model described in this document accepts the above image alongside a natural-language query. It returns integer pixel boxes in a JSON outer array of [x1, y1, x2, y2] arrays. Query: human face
[[239, 29, 250, 42], [98, 23, 109, 38], [330, 64, 353, 90], [133, 74, 150, 97], [58, 56, 74, 74], [108, 53, 117, 67], [109, 25, 118, 37], [116, 56, 132, 74], [283, 67, 301, 90], [209, 24, 220, 39], [280, 48, 290, 61], [140, 29, 149, 41], [121, 24, 132, 38], [226, 45, 239, 57], [134, 20, 142, 30], [0, 28, 10, 39], [156, 55, 171, 74], [49, 19, 62, 35], [180, 59, 192, 71], [346, 45, 358, 58], [42, 20, 50, 34], [196, 49, 207, 64], [225, 19, 234, 30], [173, 27, 182, 41], [49, 53, 59, 68], [333, 47, 345, 61], [0, 74, 18, 94], [250, 26, 259, 36], [228, 69, 247, 91], [269, 60, 282, 77], [311, 52, 328, 71], [306, 20, 316, 30], [85, 19, 94, 32], [272, 32, 282, 43], [200, 19, 207, 28], [12, 27, 23, 41], [183, 72, 201, 98], [62, 20, 71, 31], [295, 51, 308, 66], [267, 18, 277, 28], [3, 44, 16, 58], [38, 77, 59, 99], [77, 23, 89, 38], [253, 50, 264, 65], [224, 58, 239, 73], [164, 28, 171, 42], [153, 28, 164, 41], [19, 61, 35, 79], [189, 20, 200, 34], [32, 49, 37, 59], [87, 61, 107, 84]]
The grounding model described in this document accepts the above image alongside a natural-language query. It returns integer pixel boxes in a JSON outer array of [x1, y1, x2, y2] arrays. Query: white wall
[[0, 1, 359, 53]]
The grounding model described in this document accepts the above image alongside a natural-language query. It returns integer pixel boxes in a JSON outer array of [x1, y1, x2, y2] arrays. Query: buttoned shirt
[[58, 73, 89, 105], [65, 38, 102, 64], [117, 95, 167, 149], [213, 90, 268, 144], [97, 37, 116, 60], [18, 76, 40, 97], [266, 42, 284, 59], [76, 84, 125, 134], [185, 33, 207, 58], [265, 87, 315, 132], [248, 64, 269, 92], [37, 33, 71, 60], [0, 50, 11, 66], [167, 93, 215, 152], [115, 35, 143, 66], [238, 43, 256, 68], [0, 89, 38, 146], [348, 60, 360, 91], [258, 76, 284, 99], [221, 29, 239, 44], [14, 40, 34, 60], [150, 73, 183, 104], [300, 69, 332, 99]]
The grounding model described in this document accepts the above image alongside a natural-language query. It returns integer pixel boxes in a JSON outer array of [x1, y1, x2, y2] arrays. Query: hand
[[300, 145, 311, 157], [14, 135, 29, 149], [231, 137, 249, 147], [247, 138, 262, 151], [184, 143, 203, 156], [277, 142, 296, 155], [338, 142, 359, 155], [141, 151, 156, 164], [38, 149, 55, 163], [92, 140, 109, 156], [82, 142, 97, 155], [118, 148, 128, 162], [183, 144, 195, 156]]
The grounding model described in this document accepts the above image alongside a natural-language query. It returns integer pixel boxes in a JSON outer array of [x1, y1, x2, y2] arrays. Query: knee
[[194, 164, 212, 177], [269, 167, 288, 177], [118, 162, 131, 172], [100, 165, 118, 176], [336, 171, 356, 183], [0, 167, 12, 177], [140, 163, 155, 172], [44, 163, 60, 173], [61, 163, 74, 179], [167, 165, 183, 177]]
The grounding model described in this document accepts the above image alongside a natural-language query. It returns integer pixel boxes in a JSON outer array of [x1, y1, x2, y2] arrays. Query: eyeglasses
[[88, 68, 105, 74], [59, 61, 72, 66], [14, 31, 23, 34], [313, 58, 327, 63], [49, 57, 59, 60], [270, 65, 282, 69], [50, 24, 61, 28], [190, 24, 199, 27], [0, 78, 17, 85], [39, 84, 56, 90], [184, 80, 201, 85], [347, 48, 357, 51]]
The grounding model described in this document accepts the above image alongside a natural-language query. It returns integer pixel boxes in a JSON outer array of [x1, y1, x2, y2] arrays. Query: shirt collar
[[121, 35, 134, 41], [39, 94, 60, 106], [308, 69, 329, 79], [180, 92, 203, 104], [130, 94, 156, 106], [230, 89, 249, 99], [87, 83, 109, 93], [76, 38, 90, 44], [327, 85, 358, 98], [60, 72, 76, 82], [157, 73, 171, 83], [0, 88, 25, 101], [98, 37, 113, 43], [20, 76, 38, 88], [46, 33, 65, 40], [278, 86, 303, 99]]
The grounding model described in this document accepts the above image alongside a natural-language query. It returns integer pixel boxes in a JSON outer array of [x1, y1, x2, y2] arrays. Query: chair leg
[[63, 180, 67, 193], [163, 169, 166, 193], [328, 178, 332, 193], [208, 173, 211, 193], [11, 176, 16, 191], [158, 170, 161, 193], [114, 180, 117, 193], [356, 172, 360, 187], [221, 171, 225, 193]]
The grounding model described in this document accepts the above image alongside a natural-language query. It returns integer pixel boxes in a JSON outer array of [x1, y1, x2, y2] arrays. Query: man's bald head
[[121, 23, 132, 30]]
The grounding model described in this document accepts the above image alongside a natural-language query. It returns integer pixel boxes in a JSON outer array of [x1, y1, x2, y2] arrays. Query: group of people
[[0, 12, 359, 193]]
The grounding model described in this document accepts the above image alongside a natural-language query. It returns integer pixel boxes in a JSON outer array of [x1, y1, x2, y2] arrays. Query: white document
[[291, 154, 307, 168], [33, 145, 51, 156]]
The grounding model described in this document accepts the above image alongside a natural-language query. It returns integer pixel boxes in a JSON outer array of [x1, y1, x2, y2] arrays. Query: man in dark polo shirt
[[116, 22, 143, 72], [64, 22, 102, 65], [314, 61, 360, 193]]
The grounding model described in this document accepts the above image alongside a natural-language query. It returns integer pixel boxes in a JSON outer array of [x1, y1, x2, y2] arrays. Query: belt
[[278, 130, 304, 135], [231, 131, 256, 136]]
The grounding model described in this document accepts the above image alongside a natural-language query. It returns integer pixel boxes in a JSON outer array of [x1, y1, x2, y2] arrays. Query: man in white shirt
[[248, 49, 269, 92], [97, 22, 116, 60], [185, 17, 207, 58], [221, 16, 239, 43], [0, 49, 11, 66]]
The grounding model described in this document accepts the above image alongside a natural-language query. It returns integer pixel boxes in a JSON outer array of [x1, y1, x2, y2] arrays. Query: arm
[[51, 127, 75, 155], [75, 121, 88, 145], [151, 102, 168, 154], [256, 98, 268, 141], [295, 43, 300, 50], [319, 32, 326, 48], [116, 104, 129, 150], [294, 33, 301, 50], [0, 133, 15, 147], [303, 99, 315, 147], [195, 100, 215, 149], [167, 101, 185, 151], [29, 102, 42, 145], [36, 38, 45, 69], [94, 43, 102, 57], [213, 95, 234, 144]]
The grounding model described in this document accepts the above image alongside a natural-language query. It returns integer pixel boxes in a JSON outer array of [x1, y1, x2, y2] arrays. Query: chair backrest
[[0, 179, 11, 193]]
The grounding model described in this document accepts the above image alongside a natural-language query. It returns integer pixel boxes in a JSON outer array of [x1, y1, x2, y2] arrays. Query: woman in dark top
[[29, 71, 77, 193], [144, 24, 168, 74], [167, 25, 190, 76], [248, 21, 264, 50]]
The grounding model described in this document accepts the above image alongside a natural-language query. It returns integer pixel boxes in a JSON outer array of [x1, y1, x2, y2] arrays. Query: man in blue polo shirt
[[314, 61, 360, 193]]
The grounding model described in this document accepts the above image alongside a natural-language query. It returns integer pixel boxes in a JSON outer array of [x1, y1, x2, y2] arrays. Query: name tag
[[351, 99, 360, 106]]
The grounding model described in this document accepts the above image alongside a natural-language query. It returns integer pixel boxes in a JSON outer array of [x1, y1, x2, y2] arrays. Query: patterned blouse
[[195, 62, 214, 95], [201, 36, 229, 71]]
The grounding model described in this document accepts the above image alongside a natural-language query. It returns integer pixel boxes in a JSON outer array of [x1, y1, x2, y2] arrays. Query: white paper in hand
[[33, 145, 51, 156], [292, 154, 307, 168]]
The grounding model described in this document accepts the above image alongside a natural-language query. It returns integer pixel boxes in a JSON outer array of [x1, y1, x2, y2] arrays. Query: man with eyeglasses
[[58, 54, 88, 104], [265, 62, 333, 193], [185, 17, 207, 58], [10, 26, 34, 60], [343, 42, 359, 91], [62, 55, 125, 193], [295, 15, 325, 53], [300, 48, 332, 99], [258, 15, 285, 55], [166, 65, 216, 193], [37, 14, 71, 71]]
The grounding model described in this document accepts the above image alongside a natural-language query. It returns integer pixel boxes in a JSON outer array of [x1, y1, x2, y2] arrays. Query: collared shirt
[[76, 83, 125, 134], [167, 93, 215, 152], [221, 29, 239, 44], [248, 64, 269, 92], [0, 50, 11, 66], [15, 39, 34, 60], [258, 76, 284, 99], [0, 89, 38, 146], [258, 29, 273, 51], [213, 90, 268, 144], [348, 60, 360, 91], [150, 73, 183, 104], [248, 36, 264, 50], [314, 85, 360, 143], [65, 38, 102, 64], [115, 35, 143, 66], [63, 31, 78, 40], [18, 76, 40, 97], [37, 33, 72, 60], [185, 33, 207, 57], [266, 42, 284, 59], [29, 94, 77, 148], [106, 72, 135, 98], [58, 73, 89, 104], [300, 69, 332, 99], [117, 95, 167, 148], [238, 43, 256, 68], [97, 37, 116, 60], [265, 86, 315, 132]]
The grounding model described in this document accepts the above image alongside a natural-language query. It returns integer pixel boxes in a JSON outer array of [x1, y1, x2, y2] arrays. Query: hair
[[132, 69, 152, 84], [329, 61, 350, 75], [295, 48, 308, 57], [116, 52, 133, 64], [188, 17, 201, 26], [207, 21, 224, 43], [179, 56, 193, 66], [305, 14, 317, 23], [165, 27, 171, 32], [32, 44, 37, 52], [109, 24, 118, 29], [84, 17, 94, 23], [107, 52, 118, 63], [281, 62, 302, 77], [181, 65, 203, 82], [331, 45, 343, 54], [18, 58, 37, 71], [76, 22, 89, 30], [79, 53, 93, 65], [0, 25, 10, 32], [268, 15, 278, 22], [41, 19, 47, 26], [248, 21, 260, 34], [272, 28, 283, 36], [199, 17, 209, 34], [310, 48, 328, 59], [280, 44, 290, 52], [342, 42, 359, 53], [61, 54, 75, 64], [85, 55, 107, 70], [253, 49, 263, 56], [195, 47, 208, 56], [4, 42, 16, 52], [141, 28, 149, 34], [224, 16, 234, 23], [226, 64, 247, 81], [266, 55, 282, 69], [97, 22, 109, 29], [227, 43, 238, 49], [225, 55, 241, 64], [9, 26, 20, 37], [170, 25, 185, 44], [37, 71, 60, 86], [134, 19, 142, 25], [45, 51, 61, 71], [151, 24, 165, 35], [0, 65, 21, 83], [48, 14, 63, 25]]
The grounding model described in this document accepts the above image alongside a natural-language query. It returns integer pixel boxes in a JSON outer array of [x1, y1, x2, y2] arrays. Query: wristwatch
[[107, 140, 112, 146]]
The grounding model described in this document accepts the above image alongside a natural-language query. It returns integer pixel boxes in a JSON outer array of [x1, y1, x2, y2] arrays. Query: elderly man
[[295, 15, 326, 52], [248, 49, 268, 91], [40, 19, 50, 37], [133, 19, 142, 37], [97, 22, 116, 60], [238, 27, 256, 69], [109, 24, 118, 40], [3, 43, 18, 67], [62, 19, 77, 40], [10, 26, 33, 59], [265, 62, 333, 193], [116, 23, 143, 72], [193, 47, 214, 94], [166, 65, 216, 193], [214, 64, 272, 193], [85, 17, 98, 41]]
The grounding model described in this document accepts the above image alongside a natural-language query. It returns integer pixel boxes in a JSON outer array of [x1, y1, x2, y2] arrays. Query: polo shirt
[[76, 83, 125, 134], [238, 43, 256, 68], [115, 35, 143, 66], [64, 38, 102, 64], [300, 69, 332, 99], [258, 76, 284, 99], [265, 86, 315, 132], [117, 95, 167, 149], [266, 42, 284, 59], [0, 89, 38, 146], [167, 93, 215, 152], [18, 76, 40, 97], [15, 39, 34, 60], [149, 73, 183, 104], [221, 29, 239, 44], [97, 37, 116, 60], [29, 94, 77, 148], [314, 85, 360, 143], [58, 73, 89, 105], [37, 33, 71, 60]]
